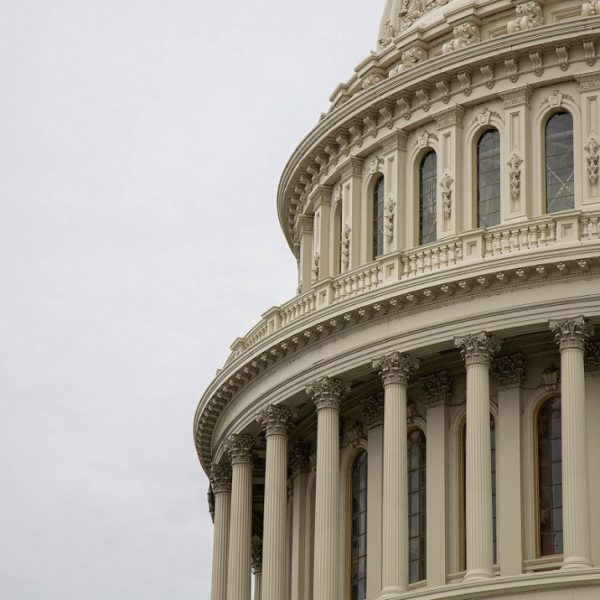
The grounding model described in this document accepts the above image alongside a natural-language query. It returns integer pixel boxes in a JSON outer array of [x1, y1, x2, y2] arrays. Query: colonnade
[[208, 317, 594, 600]]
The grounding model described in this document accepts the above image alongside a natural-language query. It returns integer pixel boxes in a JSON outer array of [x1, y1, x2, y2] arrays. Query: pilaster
[[340, 157, 364, 271], [576, 74, 600, 208], [210, 463, 232, 600], [312, 186, 332, 281], [381, 131, 408, 253], [298, 215, 314, 294]]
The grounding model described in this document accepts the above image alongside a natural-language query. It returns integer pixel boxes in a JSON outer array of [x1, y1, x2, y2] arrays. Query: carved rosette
[[257, 405, 296, 437], [306, 376, 350, 411], [455, 332, 501, 366], [224, 433, 256, 465], [373, 351, 420, 386], [289, 442, 311, 477], [492, 353, 527, 388], [209, 462, 232, 495], [550, 317, 594, 351], [251, 538, 263, 575], [419, 371, 453, 405], [361, 393, 384, 428], [585, 342, 600, 372]]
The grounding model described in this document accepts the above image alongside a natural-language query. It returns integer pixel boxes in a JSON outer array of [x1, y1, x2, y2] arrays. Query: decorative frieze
[[441, 173, 454, 219], [385, 196, 396, 242], [434, 105, 465, 130], [507, 1, 544, 34], [507, 152, 524, 203], [492, 353, 527, 388], [341, 156, 364, 181], [455, 332, 501, 366], [257, 405, 296, 437], [442, 22, 480, 54], [373, 351, 420, 386], [381, 130, 408, 154], [585, 137, 600, 184], [418, 371, 453, 406], [224, 434, 256, 465], [306, 376, 350, 410], [361, 393, 384, 428], [210, 462, 233, 494], [576, 72, 600, 91], [550, 317, 594, 351]]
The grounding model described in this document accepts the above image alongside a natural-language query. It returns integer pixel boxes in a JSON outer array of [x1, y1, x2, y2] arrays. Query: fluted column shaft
[[306, 377, 348, 600], [257, 406, 295, 600], [225, 435, 255, 600], [551, 317, 594, 570], [210, 464, 232, 600], [456, 333, 499, 581], [374, 352, 419, 597]]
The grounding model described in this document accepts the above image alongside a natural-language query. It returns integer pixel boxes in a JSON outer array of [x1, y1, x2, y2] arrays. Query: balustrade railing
[[230, 212, 600, 357]]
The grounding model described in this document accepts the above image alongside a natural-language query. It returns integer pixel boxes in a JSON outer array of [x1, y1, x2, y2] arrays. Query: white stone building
[[195, 1, 600, 599]]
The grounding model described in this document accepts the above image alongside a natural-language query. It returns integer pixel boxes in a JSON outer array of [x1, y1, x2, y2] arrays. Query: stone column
[[455, 332, 500, 581], [492, 354, 526, 577], [289, 444, 311, 600], [251, 539, 263, 600], [419, 372, 453, 587], [306, 377, 349, 600], [210, 463, 232, 600], [373, 351, 419, 596], [225, 434, 256, 600], [362, 394, 384, 600], [550, 317, 594, 570], [257, 405, 296, 600]]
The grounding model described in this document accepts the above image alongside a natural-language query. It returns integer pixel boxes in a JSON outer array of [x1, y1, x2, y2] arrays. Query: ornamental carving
[[341, 225, 351, 270], [540, 90, 574, 109], [492, 353, 527, 388], [379, 19, 397, 47], [556, 46, 569, 71], [306, 376, 350, 410], [529, 51, 544, 77], [480, 64, 495, 89], [344, 421, 367, 447], [209, 463, 232, 495], [390, 46, 427, 77], [311, 252, 320, 283], [369, 157, 384, 175], [289, 443, 311, 476], [585, 342, 600, 372], [436, 79, 451, 104], [507, 153, 523, 202], [224, 434, 256, 465], [442, 22, 480, 54], [257, 405, 296, 437], [585, 138, 600, 184], [541, 364, 560, 391], [396, 94, 412, 119], [373, 351, 420, 386], [441, 173, 453, 219], [397, 0, 449, 32], [455, 332, 501, 366], [582, 0, 599, 16], [361, 393, 384, 428], [507, 1, 544, 35], [583, 40, 597, 66], [385, 196, 396, 243], [362, 70, 386, 91], [419, 371, 453, 405], [550, 317, 594, 351]]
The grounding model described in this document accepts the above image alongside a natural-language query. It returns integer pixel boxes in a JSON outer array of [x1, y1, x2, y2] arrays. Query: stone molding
[[492, 353, 527, 388], [550, 316, 594, 351], [209, 463, 232, 495], [224, 434, 256, 465], [257, 404, 296, 437], [373, 351, 420, 386], [306, 376, 350, 410], [455, 332, 501, 366]]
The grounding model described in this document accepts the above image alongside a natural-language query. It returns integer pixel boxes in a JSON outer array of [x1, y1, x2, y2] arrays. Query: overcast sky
[[0, 1, 379, 598]]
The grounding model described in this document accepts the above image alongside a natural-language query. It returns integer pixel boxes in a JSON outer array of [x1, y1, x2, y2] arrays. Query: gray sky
[[0, 1, 378, 597]]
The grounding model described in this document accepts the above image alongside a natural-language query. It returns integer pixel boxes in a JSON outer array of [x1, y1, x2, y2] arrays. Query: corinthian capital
[[257, 405, 296, 437], [209, 462, 232, 494], [373, 351, 420, 386], [224, 434, 256, 465], [550, 317, 594, 351], [419, 371, 453, 405], [306, 376, 350, 411], [492, 353, 527, 388], [455, 332, 500, 366]]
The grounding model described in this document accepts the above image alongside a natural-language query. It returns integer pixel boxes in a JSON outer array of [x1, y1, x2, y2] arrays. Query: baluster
[[548, 221, 557, 244], [410, 254, 417, 277], [456, 242, 463, 262], [440, 245, 449, 269], [485, 235, 492, 255]]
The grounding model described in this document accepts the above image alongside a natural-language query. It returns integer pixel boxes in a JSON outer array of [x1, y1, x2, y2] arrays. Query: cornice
[[194, 246, 600, 474]]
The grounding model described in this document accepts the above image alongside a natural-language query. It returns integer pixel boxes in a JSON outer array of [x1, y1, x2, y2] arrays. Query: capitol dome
[[197, 1, 600, 599]]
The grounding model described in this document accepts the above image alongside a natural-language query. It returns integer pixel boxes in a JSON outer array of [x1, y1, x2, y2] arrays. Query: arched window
[[460, 416, 497, 569], [372, 176, 385, 259], [545, 111, 574, 213], [419, 151, 437, 245], [537, 395, 562, 556], [477, 129, 501, 228], [350, 451, 368, 600], [408, 429, 426, 583]]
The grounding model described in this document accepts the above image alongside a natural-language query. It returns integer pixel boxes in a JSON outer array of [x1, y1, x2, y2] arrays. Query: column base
[[561, 558, 594, 571], [463, 568, 494, 582], [378, 586, 407, 600]]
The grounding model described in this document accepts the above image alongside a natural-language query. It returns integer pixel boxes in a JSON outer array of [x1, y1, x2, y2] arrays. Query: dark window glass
[[461, 417, 497, 569], [372, 176, 385, 259], [477, 129, 501, 227], [351, 451, 368, 600], [545, 112, 574, 213], [419, 151, 437, 245], [408, 429, 426, 583], [336, 202, 343, 274], [538, 396, 563, 556]]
